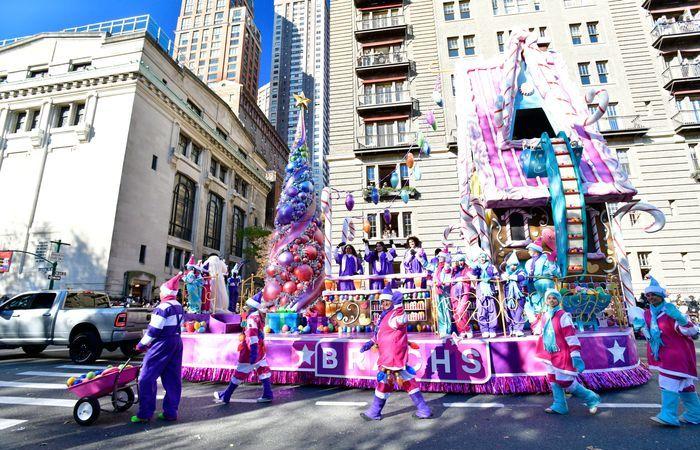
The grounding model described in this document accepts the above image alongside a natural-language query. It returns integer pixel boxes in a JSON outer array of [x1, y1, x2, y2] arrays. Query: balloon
[[371, 187, 379, 205], [283, 281, 297, 294], [299, 181, 314, 193], [266, 265, 277, 277], [400, 189, 410, 204], [278, 251, 294, 266], [406, 153, 415, 169], [432, 90, 443, 107], [287, 186, 299, 197], [304, 246, 318, 260], [383, 209, 391, 225], [390, 172, 399, 188], [345, 193, 355, 211], [413, 165, 422, 181], [416, 132, 425, 148], [363, 219, 371, 234], [263, 281, 281, 301], [421, 140, 431, 156], [277, 204, 294, 225], [425, 110, 436, 131], [294, 264, 313, 282]]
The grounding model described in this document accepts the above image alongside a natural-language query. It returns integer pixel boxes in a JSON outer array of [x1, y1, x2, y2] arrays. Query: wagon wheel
[[112, 387, 135, 412], [74, 397, 101, 426]]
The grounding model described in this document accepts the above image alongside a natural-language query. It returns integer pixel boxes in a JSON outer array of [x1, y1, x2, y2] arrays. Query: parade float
[[180, 31, 664, 394]]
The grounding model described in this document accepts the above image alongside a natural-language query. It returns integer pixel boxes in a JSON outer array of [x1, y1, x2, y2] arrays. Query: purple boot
[[361, 396, 386, 421], [410, 392, 433, 419], [257, 378, 273, 403]]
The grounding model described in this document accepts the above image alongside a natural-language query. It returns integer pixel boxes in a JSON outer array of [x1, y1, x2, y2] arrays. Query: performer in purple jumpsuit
[[471, 251, 499, 338], [503, 251, 527, 337], [132, 273, 184, 423], [227, 262, 243, 313], [402, 236, 427, 289], [334, 243, 363, 291], [363, 239, 397, 290]]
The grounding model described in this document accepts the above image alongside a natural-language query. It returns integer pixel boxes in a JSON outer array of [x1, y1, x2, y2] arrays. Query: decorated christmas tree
[[261, 93, 326, 311]]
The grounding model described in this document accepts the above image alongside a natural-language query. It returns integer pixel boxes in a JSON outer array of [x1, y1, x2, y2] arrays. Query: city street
[[0, 342, 698, 450]]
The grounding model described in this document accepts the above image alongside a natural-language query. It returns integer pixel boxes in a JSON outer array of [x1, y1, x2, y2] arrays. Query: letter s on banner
[[461, 348, 482, 374]]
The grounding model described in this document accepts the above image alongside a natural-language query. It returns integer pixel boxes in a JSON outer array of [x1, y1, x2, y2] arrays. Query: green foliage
[[237, 226, 272, 267]]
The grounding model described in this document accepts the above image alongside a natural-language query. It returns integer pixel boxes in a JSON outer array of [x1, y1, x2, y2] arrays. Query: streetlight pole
[[0, 239, 71, 290]]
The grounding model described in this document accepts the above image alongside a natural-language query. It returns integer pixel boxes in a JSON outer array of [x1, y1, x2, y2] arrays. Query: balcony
[[492, 1, 543, 16], [447, 128, 458, 150], [355, 15, 407, 41], [651, 19, 700, 49], [592, 115, 649, 137], [662, 64, 700, 91], [363, 186, 418, 201], [354, 0, 402, 7], [355, 132, 413, 154], [673, 109, 700, 132], [563, 0, 596, 7], [356, 52, 410, 74], [357, 90, 413, 114]]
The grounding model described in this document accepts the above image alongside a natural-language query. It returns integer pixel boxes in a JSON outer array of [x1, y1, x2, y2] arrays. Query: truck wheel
[[21, 345, 48, 357], [69, 331, 103, 364], [104, 343, 118, 352], [119, 340, 140, 358], [74, 397, 101, 426]]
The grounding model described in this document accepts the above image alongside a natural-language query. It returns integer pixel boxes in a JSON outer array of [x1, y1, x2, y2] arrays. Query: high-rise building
[[174, 0, 261, 100], [258, 81, 270, 118], [268, 0, 330, 192], [328, 0, 700, 297]]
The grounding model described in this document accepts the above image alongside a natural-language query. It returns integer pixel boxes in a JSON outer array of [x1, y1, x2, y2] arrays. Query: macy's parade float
[[179, 30, 666, 395]]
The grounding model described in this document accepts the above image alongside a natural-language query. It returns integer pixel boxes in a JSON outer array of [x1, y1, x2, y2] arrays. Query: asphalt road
[[0, 342, 698, 450]]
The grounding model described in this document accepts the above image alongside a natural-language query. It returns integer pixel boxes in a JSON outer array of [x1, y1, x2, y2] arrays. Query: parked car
[[0, 290, 151, 363]]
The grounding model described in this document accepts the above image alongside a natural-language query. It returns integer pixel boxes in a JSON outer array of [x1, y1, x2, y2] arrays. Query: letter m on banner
[[0, 251, 13, 273]]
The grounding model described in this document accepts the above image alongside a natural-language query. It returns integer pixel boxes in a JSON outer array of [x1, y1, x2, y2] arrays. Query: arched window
[[231, 206, 246, 257], [204, 192, 224, 249], [501, 209, 532, 247], [169, 173, 196, 241]]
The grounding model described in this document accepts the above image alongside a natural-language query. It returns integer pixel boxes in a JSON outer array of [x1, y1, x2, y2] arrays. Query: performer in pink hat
[[131, 273, 185, 422], [632, 277, 699, 426]]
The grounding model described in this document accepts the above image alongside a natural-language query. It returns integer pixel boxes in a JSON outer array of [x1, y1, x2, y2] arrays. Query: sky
[[0, 0, 275, 87]]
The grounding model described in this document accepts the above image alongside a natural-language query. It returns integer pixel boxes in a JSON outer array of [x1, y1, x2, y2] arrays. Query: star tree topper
[[293, 91, 311, 110]]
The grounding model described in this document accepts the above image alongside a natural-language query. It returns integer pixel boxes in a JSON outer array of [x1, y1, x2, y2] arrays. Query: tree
[[238, 226, 271, 278]]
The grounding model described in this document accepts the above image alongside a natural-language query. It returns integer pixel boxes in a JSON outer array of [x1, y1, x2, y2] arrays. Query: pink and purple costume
[[364, 243, 397, 290], [402, 247, 427, 289], [334, 247, 363, 291]]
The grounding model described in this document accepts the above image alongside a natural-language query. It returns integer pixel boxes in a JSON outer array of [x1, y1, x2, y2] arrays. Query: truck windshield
[[65, 292, 111, 309]]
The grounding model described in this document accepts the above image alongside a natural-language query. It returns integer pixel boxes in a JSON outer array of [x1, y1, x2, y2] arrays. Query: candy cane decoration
[[341, 217, 355, 243], [612, 201, 666, 233], [583, 87, 609, 126], [320, 187, 333, 277]]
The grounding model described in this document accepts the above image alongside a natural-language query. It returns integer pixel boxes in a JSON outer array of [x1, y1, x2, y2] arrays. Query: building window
[[169, 173, 196, 241], [55, 105, 71, 128], [187, 99, 202, 117], [29, 67, 48, 78], [151, 155, 158, 171], [72, 102, 86, 126], [578, 62, 591, 85], [463, 35, 476, 56], [173, 248, 183, 270], [669, 199, 678, 217], [366, 166, 376, 187], [681, 252, 691, 271], [689, 144, 699, 173], [497, 32, 505, 53], [184, 0, 193, 14], [28, 109, 40, 130], [637, 252, 651, 279], [234, 175, 249, 197], [70, 61, 91, 72], [232, 206, 245, 257], [402, 212, 413, 237], [459, 1, 470, 18], [596, 61, 609, 83], [12, 111, 28, 133], [539, 27, 547, 38], [447, 37, 459, 57], [204, 192, 224, 249], [191, 142, 202, 164], [177, 133, 190, 157], [139, 245, 147, 264], [570, 24, 582, 45], [587, 22, 599, 43], [367, 214, 377, 239], [164, 245, 172, 267], [216, 126, 228, 140], [616, 149, 631, 176], [629, 211, 639, 226], [214, 12, 224, 24], [501, 209, 532, 246]]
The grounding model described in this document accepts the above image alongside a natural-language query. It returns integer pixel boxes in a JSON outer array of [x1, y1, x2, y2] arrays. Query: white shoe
[[514, 331, 524, 337], [464, 332, 474, 339], [490, 332, 498, 338]]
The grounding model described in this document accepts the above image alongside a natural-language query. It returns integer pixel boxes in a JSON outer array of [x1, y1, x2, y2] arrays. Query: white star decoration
[[606, 340, 626, 363], [296, 345, 314, 367]]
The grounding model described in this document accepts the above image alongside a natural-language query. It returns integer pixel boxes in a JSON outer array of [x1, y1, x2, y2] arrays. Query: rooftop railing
[[356, 15, 405, 32], [651, 19, 700, 41], [662, 63, 700, 84]]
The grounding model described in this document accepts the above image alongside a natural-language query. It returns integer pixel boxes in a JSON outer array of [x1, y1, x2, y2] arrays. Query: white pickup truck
[[0, 290, 151, 363]]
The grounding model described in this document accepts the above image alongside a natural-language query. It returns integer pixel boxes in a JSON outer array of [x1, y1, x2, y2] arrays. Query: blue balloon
[[299, 181, 314, 193], [390, 172, 399, 188], [371, 187, 379, 205], [400, 189, 410, 204]]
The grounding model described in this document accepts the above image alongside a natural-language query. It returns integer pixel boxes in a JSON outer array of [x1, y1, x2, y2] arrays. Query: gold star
[[293, 91, 311, 110]]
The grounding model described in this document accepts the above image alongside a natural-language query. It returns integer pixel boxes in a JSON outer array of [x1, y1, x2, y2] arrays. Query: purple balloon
[[383, 209, 391, 225], [278, 251, 294, 266], [345, 193, 355, 211], [278, 204, 294, 225], [299, 181, 314, 193], [287, 186, 299, 197]]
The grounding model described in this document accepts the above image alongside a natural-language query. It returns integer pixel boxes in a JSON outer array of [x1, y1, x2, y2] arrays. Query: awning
[[674, 89, 700, 95], [650, 5, 699, 14], [363, 114, 409, 122], [358, 3, 403, 11], [361, 38, 404, 48], [361, 75, 407, 84], [660, 47, 700, 54]]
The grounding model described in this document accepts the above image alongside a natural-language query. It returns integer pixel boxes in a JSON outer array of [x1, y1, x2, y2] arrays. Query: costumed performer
[[205, 254, 229, 313], [503, 251, 527, 337], [200, 260, 212, 312], [449, 252, 473, 339], [184, 256, 204, 313], [632, 277, 699, 426], [214, 292, 273, 404], [359, 286, 432, 420], [402, 236, 427, 289], [363, 239, 397, 290], [535, 289, 600, 415], [131, 273, 184, 423], [428, 249, 453, 338], [227, 262, 243, 313], [525, 237, 559, 334], [471, 251, 499, 338], [334, 242, 363, 291]]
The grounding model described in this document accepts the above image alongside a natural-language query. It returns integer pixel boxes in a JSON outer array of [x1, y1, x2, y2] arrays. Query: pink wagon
[[67, 360, 141, 426]]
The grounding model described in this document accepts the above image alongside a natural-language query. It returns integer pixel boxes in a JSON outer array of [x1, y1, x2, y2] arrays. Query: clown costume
[[525, 238, 559, 334], [360, 287, 432, 420]]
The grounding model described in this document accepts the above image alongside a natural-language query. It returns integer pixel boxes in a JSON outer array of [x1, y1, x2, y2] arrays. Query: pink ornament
[[314, 228, 324, 244], [283, 281, 297, 294], [266, 266, 277, 277], [263, 281, 281, 301], [278, 251, 294, 266], [294, 264, 313, 282], [304, 246, 318, 260]]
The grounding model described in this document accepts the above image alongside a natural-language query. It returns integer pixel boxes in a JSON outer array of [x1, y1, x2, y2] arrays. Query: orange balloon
[[406, 153, 415, 169], [363, 220, 371, 234]]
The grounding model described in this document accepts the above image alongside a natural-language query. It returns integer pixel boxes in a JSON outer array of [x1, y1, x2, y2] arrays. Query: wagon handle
[[112, 357, 133, 393]]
